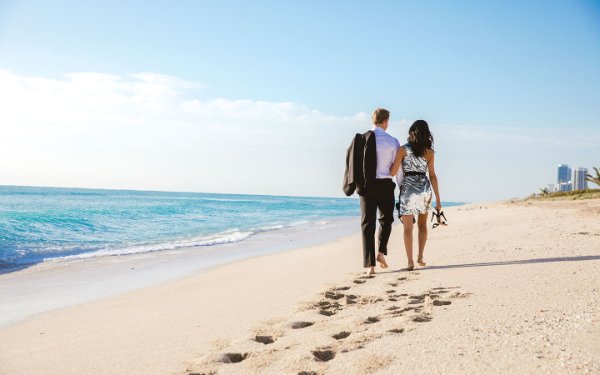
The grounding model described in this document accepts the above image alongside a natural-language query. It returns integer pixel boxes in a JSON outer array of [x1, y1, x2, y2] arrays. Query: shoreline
[[0, 215, 360, 328], [0, 201, 464, 328], [1, 200, 598, 375], [0, 185, 368, 273]]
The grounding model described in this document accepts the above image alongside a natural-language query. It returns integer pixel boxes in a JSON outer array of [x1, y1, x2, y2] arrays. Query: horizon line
[[0, 183, 470, 204]]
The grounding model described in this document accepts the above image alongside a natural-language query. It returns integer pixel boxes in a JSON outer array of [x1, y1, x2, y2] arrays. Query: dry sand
[[1, 199, 599, 375]]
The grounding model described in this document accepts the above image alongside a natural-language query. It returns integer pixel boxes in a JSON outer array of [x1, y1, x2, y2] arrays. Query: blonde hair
[[372, 108, 390, 125]]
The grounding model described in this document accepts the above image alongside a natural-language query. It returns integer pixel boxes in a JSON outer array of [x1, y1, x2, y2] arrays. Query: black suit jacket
[[343, 131, 376, 196]]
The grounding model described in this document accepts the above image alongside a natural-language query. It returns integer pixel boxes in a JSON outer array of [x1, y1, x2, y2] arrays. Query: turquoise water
[[0, 186, 361, 269], [0, 185, 462, 270]]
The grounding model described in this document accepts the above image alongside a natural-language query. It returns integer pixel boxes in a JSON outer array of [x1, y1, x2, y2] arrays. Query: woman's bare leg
[[417, 212, 428, 266], [402, 215, 415, 270]]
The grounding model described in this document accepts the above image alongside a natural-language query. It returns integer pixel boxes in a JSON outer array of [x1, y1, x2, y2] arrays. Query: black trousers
[[359, 179, 396, 267]]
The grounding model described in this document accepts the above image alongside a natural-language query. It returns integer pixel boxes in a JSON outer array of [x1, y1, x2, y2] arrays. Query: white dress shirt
[[371, 126, 402, 185]]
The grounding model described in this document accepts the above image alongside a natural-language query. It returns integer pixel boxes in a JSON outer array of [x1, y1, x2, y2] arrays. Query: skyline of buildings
[[557, 164, 571, 184], [548, 164, 588, 193], [573, 167, 588, 191]]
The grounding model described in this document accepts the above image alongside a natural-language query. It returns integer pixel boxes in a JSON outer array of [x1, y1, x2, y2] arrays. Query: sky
[[0, 0, 599, 202]]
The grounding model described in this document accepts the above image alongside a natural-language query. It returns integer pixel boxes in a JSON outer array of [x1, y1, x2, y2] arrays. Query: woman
[[390, 120, 441, 271]]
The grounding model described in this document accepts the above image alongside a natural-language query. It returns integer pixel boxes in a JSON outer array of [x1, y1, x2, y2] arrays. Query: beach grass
[[529, 188, 600, 201]]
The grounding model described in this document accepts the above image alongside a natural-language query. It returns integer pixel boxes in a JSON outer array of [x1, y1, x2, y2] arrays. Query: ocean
[[0, 185, 462, 271], [0, 185, 361, 270]]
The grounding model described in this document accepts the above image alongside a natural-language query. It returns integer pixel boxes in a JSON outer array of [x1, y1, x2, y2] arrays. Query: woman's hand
[[435, 201, 442, 211]]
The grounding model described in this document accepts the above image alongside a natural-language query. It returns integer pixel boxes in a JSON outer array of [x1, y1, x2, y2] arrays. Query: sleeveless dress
[[398, 144, 432, 215]]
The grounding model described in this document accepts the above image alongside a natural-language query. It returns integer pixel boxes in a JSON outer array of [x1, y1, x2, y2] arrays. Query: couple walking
[[343, 108, 442, 275]]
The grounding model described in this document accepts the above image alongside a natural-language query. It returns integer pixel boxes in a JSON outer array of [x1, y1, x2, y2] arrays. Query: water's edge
[[0, 185, 363, 271], [0, 215, 361, 328]]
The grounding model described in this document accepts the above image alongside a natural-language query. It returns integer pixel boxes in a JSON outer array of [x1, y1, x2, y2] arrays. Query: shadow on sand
[[384, 255, 600, 273]]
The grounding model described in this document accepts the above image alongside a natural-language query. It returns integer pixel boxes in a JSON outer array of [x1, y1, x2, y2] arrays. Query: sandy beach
[[1, 199, 599, 375]]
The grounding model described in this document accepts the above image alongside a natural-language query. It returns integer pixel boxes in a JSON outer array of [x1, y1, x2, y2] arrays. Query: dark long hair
[[407, 120, 434, 158]]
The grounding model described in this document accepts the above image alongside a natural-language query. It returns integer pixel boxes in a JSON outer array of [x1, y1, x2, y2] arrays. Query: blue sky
[[0, 1, 599, 201]]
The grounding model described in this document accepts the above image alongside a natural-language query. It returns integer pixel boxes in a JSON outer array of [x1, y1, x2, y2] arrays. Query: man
[[360, 108, 400, 275]]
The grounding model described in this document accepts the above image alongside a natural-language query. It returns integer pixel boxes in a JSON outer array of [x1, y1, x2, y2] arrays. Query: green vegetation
[[530, 189, 600, 201], [586, 167, 600, 188], [531, 166, 600, 200]]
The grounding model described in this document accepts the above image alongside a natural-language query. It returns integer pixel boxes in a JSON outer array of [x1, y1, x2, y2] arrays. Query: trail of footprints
[[185, 273, 470, 375]]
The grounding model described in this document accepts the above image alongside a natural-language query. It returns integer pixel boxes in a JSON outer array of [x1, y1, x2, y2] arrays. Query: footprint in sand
[[190, 283, 469, 375], [324, 290, 345, 300], [292, 321, 314, 329], [319, 310, 336, 317], [312, 348, 336, 362], [412, 314, 432, 323], [450, 292, 472, 299], [364, 316, 380, 324], [360, 297, 384, 305], [218, 352, 248, 363], [315, 301, 342, 316], [332, 331, 351, 340], [316, 300, 341, 309], [345, 295, 358, 305], [388, 307, 412, 316], [254, 335, 275, 344], [392, 306, 419, 315], [335, 286, 351, 291], [408, 294, 425, 305]]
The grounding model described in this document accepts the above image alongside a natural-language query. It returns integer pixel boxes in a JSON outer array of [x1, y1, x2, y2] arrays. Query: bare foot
[[417, 258, 426, 267], [366, 267, 376, 275], [407, 262, 415, 271], [377, 253, 388, 269]]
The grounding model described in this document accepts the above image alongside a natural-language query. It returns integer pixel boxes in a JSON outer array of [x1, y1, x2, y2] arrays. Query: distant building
[[558, 182, 572, 192], [557, 164, 571, 183], [573, 168, 588, 190], [547, 184, 558, 193]]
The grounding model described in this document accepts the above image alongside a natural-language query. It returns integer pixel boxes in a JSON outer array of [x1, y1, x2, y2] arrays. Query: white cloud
[[0, 69, 372, 197], [0, 69, 598, 201]]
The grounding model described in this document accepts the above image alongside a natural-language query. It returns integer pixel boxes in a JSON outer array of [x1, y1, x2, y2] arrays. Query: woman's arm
[[427, 150, 442, 211], [390, 147, 406, 176]]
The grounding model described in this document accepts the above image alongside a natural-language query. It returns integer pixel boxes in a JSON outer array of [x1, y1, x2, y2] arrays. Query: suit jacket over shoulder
[[343, 131, 376, 196]]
